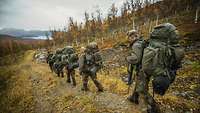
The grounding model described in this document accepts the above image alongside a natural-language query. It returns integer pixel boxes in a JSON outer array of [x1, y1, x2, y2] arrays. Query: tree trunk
[[195, 7, 199, 23], [87, 38, 90, 44], [156, 14, 159, 26], [186, 5, 189, 12], [149, 20, 152, 33], [101, 37, 104, 45], [133, 18, 136, 30], [94, 37, 96, 42], [75, 39, 78, 47]]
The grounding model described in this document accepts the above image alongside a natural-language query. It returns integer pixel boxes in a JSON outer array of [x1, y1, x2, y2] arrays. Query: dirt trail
[[11, 50, 140, 113], [1, 50, 199, 113]]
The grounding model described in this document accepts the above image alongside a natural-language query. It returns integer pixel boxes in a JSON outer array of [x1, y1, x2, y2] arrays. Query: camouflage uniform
[[52, 49, 65, 77], [127, 23, 182, 113], [79, 42, 103, 91], [62, 46, 79, 86], [126, 29, 158, 113], [46, 51, 54, 72]]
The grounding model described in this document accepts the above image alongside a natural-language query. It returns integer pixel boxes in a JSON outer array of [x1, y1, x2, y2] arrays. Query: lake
[[22, 36, 52, 40]]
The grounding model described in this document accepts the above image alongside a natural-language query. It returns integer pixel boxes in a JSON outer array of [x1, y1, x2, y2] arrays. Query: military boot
[[98, 88, 103, 92], [61, 72, 64, 78], [128, 92, 139, 104], [66, 79, 71, 83], [147, 101, 160, 113], [70, 70, 76, 86], [57, 73, 60, 77], [72, 82, 76, 86], [90, 75, 103, 92], [66, 71, 71, 83], [97, 83, 103, 92], [72, 76, 76, 86], [81, 83, 89, 91]]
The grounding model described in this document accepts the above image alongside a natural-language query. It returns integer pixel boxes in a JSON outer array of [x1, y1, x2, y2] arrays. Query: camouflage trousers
[[66, 68, 76, 86], [53, 63, 64, 77], [81, 72, 103, 91], [129, 70, 159, 113], [57, 71, 64, 77], [48, 62, 54, 72]]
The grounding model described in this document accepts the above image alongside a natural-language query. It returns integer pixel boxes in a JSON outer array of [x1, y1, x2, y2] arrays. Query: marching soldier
[[79, 42, 103, 92], [62, 46, 79, 86]]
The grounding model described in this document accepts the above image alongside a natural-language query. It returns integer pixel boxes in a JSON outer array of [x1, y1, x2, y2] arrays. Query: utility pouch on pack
[[142, 40, 184, 95]]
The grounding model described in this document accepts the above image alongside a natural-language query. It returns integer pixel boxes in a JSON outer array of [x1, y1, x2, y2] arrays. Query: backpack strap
[[136, 39, 148, 71]]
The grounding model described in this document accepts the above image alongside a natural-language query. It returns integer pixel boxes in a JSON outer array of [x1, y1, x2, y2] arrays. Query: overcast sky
[[0, 0, 126, 30]]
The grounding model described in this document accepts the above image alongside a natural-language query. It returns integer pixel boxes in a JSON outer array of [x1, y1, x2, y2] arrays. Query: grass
[[0, 51, 35, 113]]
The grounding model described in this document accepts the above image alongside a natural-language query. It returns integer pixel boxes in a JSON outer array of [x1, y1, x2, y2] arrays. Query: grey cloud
[[0, 0, 126, 30]]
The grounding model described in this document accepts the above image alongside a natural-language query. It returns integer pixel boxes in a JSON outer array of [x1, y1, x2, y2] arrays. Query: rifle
[[127, 63, 134, 93], [127, 63, 134, 85], [127, 63, 141, 94]]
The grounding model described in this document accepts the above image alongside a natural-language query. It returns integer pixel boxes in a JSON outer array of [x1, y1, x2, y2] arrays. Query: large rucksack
[[79, 42, 102, 75], [142, 23, 184, 95], [62, 46, 75, 55]]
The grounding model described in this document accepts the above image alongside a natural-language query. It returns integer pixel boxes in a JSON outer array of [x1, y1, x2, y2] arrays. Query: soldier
[[46, 51, 54, 72], [52, 48, 65, 77], [126, 29, 147, 104], [79, 42, 103, 92], [126, 29, 159, 113], [62, 46, 79, 86], [126, 23, 184, 113]]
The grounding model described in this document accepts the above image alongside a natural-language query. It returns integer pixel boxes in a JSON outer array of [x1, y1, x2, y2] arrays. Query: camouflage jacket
[[127, 38, 147, 67], [46, 53, 53, 63], [79, 52, 102, 74], [50, 53, 62, 64], [62, 53, 79, 70]]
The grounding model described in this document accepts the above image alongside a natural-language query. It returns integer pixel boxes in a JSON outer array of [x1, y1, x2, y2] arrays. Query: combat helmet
[[127, 29, 139, 40], [62, 46, 74, 54], [55, 48, 62, 54], [150, 23, 179, 44], [86, 42, 99, 53], [127, 29, 138, 36]]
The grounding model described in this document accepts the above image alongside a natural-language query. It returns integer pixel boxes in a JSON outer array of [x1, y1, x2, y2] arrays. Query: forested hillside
[[50, 0, 199, 48]]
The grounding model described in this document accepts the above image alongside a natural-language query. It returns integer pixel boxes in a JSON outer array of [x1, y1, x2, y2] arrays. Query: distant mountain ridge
[[0, 34, 41, 41], [0, 34, 19, 40], [0, 28, 51, 38]]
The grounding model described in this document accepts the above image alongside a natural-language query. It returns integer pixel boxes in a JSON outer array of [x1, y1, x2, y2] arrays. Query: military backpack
[[142, 23, 184, 95]]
